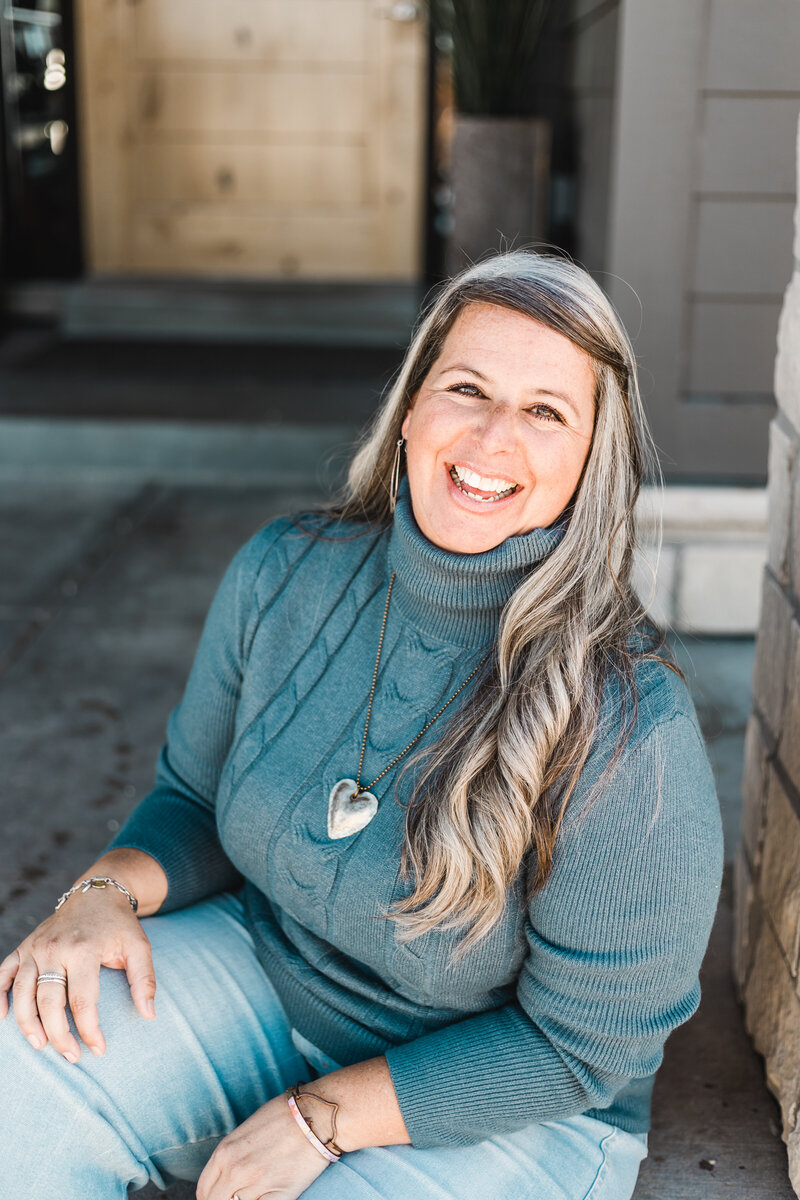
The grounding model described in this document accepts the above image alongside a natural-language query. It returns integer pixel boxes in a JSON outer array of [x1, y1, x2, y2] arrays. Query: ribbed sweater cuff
[[105, 788, 242, 913], [384, 1006, 589, 1148]]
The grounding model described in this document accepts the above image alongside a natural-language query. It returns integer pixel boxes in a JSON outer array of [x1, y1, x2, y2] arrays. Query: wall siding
[[605, 0, 799, 480]]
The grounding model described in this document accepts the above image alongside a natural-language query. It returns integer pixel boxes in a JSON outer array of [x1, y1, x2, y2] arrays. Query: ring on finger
[[37, 972, 67, 987]]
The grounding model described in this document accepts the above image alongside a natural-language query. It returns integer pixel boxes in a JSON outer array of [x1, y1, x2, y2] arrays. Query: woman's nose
[[473, 403, 519, 452]]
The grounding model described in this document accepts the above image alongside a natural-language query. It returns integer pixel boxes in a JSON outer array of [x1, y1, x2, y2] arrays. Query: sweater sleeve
[[105, 524, 285, 912], [384, 711, 724, 1147]]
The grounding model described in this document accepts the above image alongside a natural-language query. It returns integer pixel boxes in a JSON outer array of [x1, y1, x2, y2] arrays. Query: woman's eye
[[527, 404, 563, 424], [447, 382, 485, 399]]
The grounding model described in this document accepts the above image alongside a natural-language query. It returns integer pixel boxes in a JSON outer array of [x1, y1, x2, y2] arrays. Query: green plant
[[437, 0, 551, 116]]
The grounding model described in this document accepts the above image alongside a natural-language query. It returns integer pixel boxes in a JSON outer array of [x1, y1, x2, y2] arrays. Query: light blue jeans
[[0, 893, 648, 1199]]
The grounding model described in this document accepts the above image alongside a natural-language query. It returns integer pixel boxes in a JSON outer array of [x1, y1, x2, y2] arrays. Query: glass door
[[1, 0, 81, 278]]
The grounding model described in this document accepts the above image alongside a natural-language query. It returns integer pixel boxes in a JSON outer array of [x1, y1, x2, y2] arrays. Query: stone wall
[[634, 486, 766, 634], [734, 116, 800, 1197]]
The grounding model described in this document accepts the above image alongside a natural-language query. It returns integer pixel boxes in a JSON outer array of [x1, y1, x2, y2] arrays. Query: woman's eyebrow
[[435, 362, 491, 381]]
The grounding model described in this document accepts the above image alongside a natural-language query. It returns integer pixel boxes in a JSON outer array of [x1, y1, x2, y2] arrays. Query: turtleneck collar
[[386, 477, 567, 647]]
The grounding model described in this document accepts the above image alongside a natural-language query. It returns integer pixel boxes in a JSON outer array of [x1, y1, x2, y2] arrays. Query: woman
[[0, 252, 722, 1200]]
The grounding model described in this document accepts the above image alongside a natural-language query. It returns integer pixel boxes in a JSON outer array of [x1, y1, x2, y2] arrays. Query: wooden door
[[75, 0, 427, 279]]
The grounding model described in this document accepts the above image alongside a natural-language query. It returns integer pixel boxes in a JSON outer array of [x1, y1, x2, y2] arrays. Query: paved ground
[[0, 474, 792, 1199]]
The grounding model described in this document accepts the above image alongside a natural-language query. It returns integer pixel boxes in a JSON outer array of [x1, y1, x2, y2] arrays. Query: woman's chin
[[412, 475, 531, 554], [415, 500, 522, 554]]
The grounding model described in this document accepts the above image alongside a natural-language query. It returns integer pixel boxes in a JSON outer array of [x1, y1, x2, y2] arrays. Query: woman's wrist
[[287, 1086, 342, 1162], [276, 1091, 335, 1168], [295, 1056, 410, 1153], [66, 848, 168, 918]]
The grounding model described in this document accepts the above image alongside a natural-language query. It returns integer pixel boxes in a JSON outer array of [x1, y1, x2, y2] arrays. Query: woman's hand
[[0, 884, 157, 1062], [196, 1092, 330, 1200]]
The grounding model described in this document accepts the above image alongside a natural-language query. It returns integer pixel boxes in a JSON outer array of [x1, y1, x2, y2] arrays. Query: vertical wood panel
[[132, 144, 366, 207], [133, 0, 369, 64], [75, 0, 133, 271], [133, 72, 367, 138], [370, 14, 426, 275], [76, 0, 426, 280]]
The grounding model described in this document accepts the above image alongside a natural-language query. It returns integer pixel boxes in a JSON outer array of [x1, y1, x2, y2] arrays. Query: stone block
[[733, 843, 763, 995], [631, 542, 677, 629], [740, 713, 769, 868], [678, 541, 767, 634], [775, 272, 800, 436], [793, 453, 800, 602], [795, 114, 800, 264], [780, 618, 800, 798], [743, 916, 800, 1141], [790, 1121, 800, 1200], [760, 766, 800, 977], [767, 418, 797, 586], [647, 483, 768, 538], [752, 571, 793, 737]]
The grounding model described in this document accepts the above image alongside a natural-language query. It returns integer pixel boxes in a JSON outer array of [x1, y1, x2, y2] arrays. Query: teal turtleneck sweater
[[108, 480, 723, 1148]]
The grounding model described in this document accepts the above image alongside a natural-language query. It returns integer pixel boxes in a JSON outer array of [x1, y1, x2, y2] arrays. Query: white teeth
[[450, 465, 518, 502], [451, 465, 518, 497]]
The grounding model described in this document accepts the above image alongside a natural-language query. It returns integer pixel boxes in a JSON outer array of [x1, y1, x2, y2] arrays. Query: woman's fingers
[[32, 965, 82, 1062], [65, 962, 105, 1057], [10, 955, 50, 1050], [123, 932, 157, 1021], [0, 949, 22, 1018]]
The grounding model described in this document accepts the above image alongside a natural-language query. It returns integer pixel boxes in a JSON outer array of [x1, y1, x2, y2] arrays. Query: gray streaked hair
[[330, 250, 667, 954]]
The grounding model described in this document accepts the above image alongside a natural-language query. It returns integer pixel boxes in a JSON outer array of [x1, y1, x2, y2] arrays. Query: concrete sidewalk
[[0, 476, 792, 1198]]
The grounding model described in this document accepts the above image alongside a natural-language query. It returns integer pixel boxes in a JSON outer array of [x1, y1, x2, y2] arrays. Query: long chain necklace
[[327, 572, 490, 839]]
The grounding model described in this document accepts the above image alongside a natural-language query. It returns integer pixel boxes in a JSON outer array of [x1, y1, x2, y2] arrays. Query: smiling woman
[[0, 251, 722, 1200], [401, 303, 597, 552]]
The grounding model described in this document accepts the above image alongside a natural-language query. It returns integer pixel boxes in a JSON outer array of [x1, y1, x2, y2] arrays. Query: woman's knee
[[0, 997, 152, 1195]]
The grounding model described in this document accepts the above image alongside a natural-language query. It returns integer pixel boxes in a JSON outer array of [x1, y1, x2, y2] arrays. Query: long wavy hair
[[329, 251, 665, 953]]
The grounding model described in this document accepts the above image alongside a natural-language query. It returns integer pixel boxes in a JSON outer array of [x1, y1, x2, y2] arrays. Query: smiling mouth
[[448, 464, 520, 502]]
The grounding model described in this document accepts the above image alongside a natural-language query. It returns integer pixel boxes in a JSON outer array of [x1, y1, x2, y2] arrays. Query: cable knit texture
[[108, 479, 723, 1148]]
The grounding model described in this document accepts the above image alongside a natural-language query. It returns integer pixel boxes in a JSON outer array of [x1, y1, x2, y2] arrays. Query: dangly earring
[[389, 438, 404, 514]]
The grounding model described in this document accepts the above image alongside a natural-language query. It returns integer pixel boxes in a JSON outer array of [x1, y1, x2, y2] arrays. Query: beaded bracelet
[[286, 1084, 343, 1163]]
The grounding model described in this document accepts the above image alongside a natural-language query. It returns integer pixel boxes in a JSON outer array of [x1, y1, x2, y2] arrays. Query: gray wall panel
[[693, 199, 796, 295], [706, 0, 800, 92], [574, 95, 616, 271], [700, 98, 800, 194], [572, 0, 616, 20], [570, 1, 620, 273], [584, 0, 795, 478], [572, 6, 619, 91], [687, 300, 783, 394]]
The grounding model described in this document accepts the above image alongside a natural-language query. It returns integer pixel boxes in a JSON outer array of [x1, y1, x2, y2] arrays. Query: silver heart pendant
[[327, 779, 378, 840]]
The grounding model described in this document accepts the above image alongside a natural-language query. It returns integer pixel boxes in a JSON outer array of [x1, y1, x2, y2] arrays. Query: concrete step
[[6, 279, 421, 347]]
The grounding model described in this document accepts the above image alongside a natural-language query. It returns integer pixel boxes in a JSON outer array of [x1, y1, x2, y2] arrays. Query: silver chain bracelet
[[55, 876, 139, 914]]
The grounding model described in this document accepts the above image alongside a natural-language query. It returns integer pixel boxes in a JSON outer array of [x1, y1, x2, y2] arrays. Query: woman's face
[[401, 302, 597, 554]]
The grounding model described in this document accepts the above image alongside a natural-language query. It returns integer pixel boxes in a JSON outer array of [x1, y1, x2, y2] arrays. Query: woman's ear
[[400, 409, 411, 440]]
